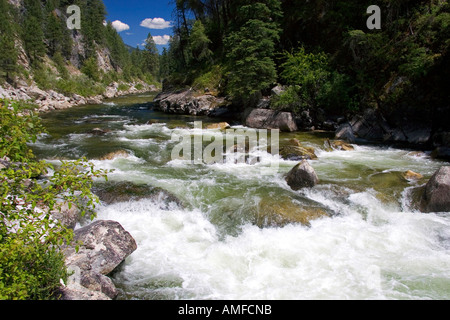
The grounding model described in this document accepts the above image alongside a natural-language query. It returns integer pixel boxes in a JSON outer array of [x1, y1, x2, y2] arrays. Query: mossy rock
[[280, 138, 318, 161], [256, 196, 329, 227], [325, 139, 354, 151], [92, 181, 184, 208]]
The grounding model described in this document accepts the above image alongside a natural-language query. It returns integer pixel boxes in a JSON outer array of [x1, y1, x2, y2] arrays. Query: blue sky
[[102, 0, 175, 51]]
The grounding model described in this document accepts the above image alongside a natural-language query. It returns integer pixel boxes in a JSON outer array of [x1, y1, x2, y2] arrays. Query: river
[[33, 93, 450, 300]]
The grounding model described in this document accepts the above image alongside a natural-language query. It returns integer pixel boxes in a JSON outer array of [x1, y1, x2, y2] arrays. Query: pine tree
[[144, 33, 160, 78], [189, 20, 213, 65], [22, 0, 46, 63], [0, 0, 18, 83], [225, 0, 282, 104]]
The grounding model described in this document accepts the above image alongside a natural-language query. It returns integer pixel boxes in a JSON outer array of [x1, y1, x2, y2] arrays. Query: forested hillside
[[162, 0, 449, 131], [0, 0, 160, 97]]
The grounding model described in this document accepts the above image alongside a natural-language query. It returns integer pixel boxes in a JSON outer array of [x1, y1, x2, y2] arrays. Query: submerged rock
[[257, 197, 329, 227], [402, 170, 423, 181], [205, 122, 231, 130], [92, 181, 184, 209], [421, 166, 450, 213], [99, 150, 129, 160], [285, 160, 319, 190], [280, 138, 318, 161]]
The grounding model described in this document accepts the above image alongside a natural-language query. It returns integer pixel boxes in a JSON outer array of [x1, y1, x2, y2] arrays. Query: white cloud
[[140, 18, 172, 29], [153, 35, 171, 45], [111, 20, 130, 33]]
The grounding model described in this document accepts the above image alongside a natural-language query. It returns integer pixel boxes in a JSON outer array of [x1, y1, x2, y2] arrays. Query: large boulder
[[256, 196, 329, 227], [62, 220, 137, 300], [153, 89, 227, 116], [335, 123, 356, 143], [285, 160, 319, 190], [65, 220, 137, 275], [244, 108, 298, 132], [421, 166, 450, 213], [92, 181, 184, 209]]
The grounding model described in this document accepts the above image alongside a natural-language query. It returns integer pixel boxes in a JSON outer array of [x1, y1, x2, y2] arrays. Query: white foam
[[97, 198, 450, 300]]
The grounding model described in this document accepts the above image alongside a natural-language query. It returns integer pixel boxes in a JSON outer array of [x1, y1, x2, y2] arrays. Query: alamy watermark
[[65, 4, 380, 31], [367, 5, 381, 30], [66, 5, 81, 30], [170, 122, 280, 175]]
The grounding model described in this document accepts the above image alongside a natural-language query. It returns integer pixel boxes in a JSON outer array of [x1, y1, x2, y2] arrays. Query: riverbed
[[33, 93, 450, 300]]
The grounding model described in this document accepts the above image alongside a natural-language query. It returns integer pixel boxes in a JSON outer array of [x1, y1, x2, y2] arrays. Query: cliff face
[[8, 0, 115, 77]]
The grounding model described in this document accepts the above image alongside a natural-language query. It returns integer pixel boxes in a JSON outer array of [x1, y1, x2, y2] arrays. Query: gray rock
[[335, 123, 356, 143], [65, 220, 137, 276], [285, 160, 319, 190], [27, 86, 48, 100], [79, 270, 118, 299], [92, 181, 184, 209], [61, 220, 137, 300], [244, 108, 298, 132], [153, 89, 226, 116], [271, 85, 285, 96], [57, 282, 112, 301], [51, 202, 80, 230], [421, 166, 450, 213]]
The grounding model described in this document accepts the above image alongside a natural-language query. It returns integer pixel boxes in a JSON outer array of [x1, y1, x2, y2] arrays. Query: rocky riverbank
[[152, 85, 450, 160], [0, 80, 159, 113]]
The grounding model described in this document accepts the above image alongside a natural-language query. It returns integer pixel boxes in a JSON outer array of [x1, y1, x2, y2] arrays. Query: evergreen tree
[[22, 0, 46, 63], [159, 47, 171, 80], [0, 0, 18, 83], [144, 33, 160, 78], [189, 20, 213, 65], [225, 0, 282, 104]]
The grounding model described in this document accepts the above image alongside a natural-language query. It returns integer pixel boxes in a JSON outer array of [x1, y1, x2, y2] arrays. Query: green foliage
[[192, 65, 224, 94], [271, 85, 301, 113], [274, 48, 356, 114], [225, 0, 282, 104], [0, 0, 18, 83], [0, 99, 110, 300], [81, 57, 101, 82], [55, 76, 106, 97], [144, 33, 160, 78], [117, 83, 129, 92], [189, 20, 213, 65], [279, 48, 330, 107], [22, 0, 46, 63]]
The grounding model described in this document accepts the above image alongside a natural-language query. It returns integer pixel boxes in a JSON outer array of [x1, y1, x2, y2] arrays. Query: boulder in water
[[420, 166, 450, 213], [205, 122, 231, 130], [285, 160, 319, 190], [99, 150, 129, 160], [244, 108, 298, 132], [61, 220, 137, 300], [402, 170, 423, 181], [335, 123, 356, 143], [257, 197, 329, 227], [280, 138, 318, 161], [92, 181, 184, 209]]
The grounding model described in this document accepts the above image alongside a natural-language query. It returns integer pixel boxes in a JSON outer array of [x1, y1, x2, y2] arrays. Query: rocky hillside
[[0, 0, 160, 106]]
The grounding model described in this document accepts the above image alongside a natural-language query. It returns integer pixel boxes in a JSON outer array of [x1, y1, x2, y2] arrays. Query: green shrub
[[192, 65, 224, 94], [0, 99, 110, 300], [117, 83, 129, 92]]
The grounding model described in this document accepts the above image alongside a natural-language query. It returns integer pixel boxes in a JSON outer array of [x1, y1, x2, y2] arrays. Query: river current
[[33, 93, 450, 300]]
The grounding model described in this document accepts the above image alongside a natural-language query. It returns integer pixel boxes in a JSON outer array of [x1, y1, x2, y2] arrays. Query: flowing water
[[33, 93, 450, 300]]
